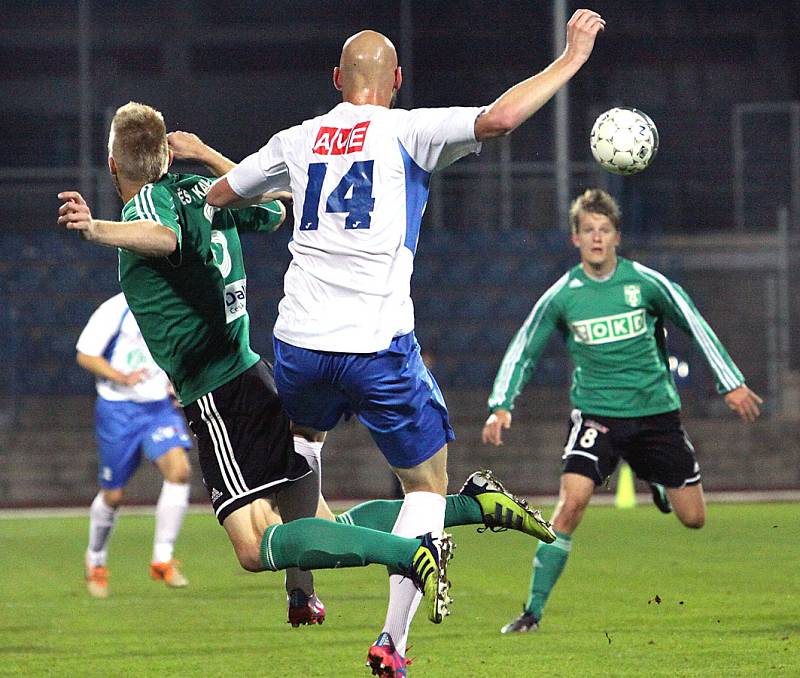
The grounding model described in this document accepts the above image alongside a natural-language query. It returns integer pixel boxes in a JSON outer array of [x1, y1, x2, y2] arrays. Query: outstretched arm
[[475, 8, 605, 141], [57, 191, 177, 258]]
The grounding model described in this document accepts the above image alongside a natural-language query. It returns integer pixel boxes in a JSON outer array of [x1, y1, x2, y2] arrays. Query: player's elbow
[[206, 178, 237, 208], [475, 106, 518, 141], [157, 228, 178, 257]]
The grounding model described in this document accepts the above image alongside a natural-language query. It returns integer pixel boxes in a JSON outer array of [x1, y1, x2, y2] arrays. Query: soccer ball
[[590, 107, 659, 175]]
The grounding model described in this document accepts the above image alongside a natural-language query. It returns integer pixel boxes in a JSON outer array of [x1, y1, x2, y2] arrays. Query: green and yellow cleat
[[406, 531, 455, 624], [459, 469, 556, 543]]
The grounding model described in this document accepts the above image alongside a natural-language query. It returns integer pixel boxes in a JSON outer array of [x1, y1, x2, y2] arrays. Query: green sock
[[260, 517, 420, 572], [525, 531, 572, 620], [336, 495, 483, 532]]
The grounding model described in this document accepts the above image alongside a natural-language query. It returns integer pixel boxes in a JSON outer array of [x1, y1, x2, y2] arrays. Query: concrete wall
[[2, 389, 796, 510]]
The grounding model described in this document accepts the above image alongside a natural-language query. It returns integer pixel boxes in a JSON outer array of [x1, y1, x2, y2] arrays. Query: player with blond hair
[[58, 101, 464, 636]]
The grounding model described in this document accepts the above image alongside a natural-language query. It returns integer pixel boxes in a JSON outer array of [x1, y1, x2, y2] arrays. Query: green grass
[[1, 503, 798, 677]]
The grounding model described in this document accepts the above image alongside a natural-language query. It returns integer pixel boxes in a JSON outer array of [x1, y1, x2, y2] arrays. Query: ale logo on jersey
[[571, 309, 647, 345], [313, 121, 371, 155], [624, 284, 642, 307]]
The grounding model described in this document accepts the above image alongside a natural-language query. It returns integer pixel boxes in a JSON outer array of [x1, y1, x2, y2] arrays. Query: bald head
[[334, 30, 401, 107]]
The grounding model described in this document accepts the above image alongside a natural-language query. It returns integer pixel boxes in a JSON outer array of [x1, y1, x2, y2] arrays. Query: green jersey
[[118, 172, 284, 405], [488, 257, 744, 417]]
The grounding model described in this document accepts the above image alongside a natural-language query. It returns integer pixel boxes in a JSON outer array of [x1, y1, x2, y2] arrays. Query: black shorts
[[183, 361, 311, 524], [561, 409, 701, 488]]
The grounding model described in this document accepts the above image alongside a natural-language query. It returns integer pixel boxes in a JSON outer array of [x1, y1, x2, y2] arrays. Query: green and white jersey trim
[[632, 262, 742, 392], [132, 184, 168, 223], [490, 272, 569, 409]]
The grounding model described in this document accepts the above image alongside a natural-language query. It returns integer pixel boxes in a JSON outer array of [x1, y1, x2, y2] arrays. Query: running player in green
[[57, 103, 553, 646], [482, 188, 763, 633]]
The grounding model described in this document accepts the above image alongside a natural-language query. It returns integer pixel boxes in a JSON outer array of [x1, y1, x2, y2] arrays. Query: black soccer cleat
[[649, 482, 672, 514], [500, 608, 540, 634]]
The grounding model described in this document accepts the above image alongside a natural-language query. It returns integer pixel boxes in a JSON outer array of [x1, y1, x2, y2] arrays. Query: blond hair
[[569, 188, 621, 233], [108, 102, 169, 183]]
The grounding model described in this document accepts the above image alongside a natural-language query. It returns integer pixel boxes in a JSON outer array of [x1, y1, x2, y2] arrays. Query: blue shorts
[[273, 332, 455, 469], [95, 397, 192, 489]]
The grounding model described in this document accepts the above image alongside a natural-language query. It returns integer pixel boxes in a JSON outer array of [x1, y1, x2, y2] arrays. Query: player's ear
[[333, 66, 343, 91], [394, 66, 402, 91], [108, 156, 116, 175], [168, 148, 174, 168], [571, 230, 581, 248]]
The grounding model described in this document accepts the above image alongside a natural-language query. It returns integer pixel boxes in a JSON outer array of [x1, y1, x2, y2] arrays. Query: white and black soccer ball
[[590, 107, 659, 175]]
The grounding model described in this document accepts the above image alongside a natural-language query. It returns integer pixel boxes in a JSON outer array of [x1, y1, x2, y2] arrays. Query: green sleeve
[[232, 200, 285, 233], [637, 264, 744, 394], [487, 274, 567, 412], [121, 183, 182, 265]]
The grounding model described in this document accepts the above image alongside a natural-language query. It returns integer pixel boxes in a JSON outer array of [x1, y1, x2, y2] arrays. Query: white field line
[[1, 490, 798, 519]]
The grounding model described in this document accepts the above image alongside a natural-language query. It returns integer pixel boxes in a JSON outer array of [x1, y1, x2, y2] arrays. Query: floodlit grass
[[1, 503, 798, 677]]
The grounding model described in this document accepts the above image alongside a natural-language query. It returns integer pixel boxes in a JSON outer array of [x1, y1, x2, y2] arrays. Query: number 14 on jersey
[[300, 160, 375, 231]]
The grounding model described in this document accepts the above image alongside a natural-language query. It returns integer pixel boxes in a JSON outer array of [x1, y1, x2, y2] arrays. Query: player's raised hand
[[563, 9, 605, 66], [58, 191, 96, 238], [168, 131, 207, 161], [724, 384, 763, 423], [482, 409, 512, 446]]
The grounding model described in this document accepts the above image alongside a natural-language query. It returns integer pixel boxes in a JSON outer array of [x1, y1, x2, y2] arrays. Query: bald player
[[208, 10, 604, 677]]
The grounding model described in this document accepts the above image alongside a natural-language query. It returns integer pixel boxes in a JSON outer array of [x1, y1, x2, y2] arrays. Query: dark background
[[1, 1, 798, 504]]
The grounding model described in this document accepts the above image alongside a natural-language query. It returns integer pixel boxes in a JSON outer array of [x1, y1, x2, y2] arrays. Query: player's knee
[[234, 543, 264, 572], [102, 488, 124, 507], [553, 498, 588, 532], [162, 450, 191, 483], [679, 512, 705, 529]]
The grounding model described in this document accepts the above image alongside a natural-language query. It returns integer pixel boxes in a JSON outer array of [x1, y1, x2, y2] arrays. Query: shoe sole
[[427, 532, 454, 624], [526, 511, 557, 543], [500, 620, 539, 634], [366, 648, 404, 677], [288, 615, 325, 628]]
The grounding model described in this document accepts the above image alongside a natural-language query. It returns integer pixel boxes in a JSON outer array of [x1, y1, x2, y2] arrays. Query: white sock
[[87, 492, 117, 568], [382, 491, 446, 656], [152, 480, 189, 563]]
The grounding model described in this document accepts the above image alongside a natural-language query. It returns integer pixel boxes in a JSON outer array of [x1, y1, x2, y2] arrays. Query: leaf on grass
[[604, 631, 612, 645]]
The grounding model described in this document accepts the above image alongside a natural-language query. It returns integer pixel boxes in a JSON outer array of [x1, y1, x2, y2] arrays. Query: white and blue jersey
[[76, 293, 173, 403], [227, 102, 481, 466], [228, 102, 482, 353], [76, 293, 191, 488]]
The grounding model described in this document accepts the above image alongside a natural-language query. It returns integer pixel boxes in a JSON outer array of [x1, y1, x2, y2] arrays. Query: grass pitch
[[2, 503, 798, 677]]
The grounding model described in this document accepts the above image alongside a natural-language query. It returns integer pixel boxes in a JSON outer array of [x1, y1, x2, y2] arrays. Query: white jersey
[[76, 293, 173, 403], [228, 102, 482, 352]]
